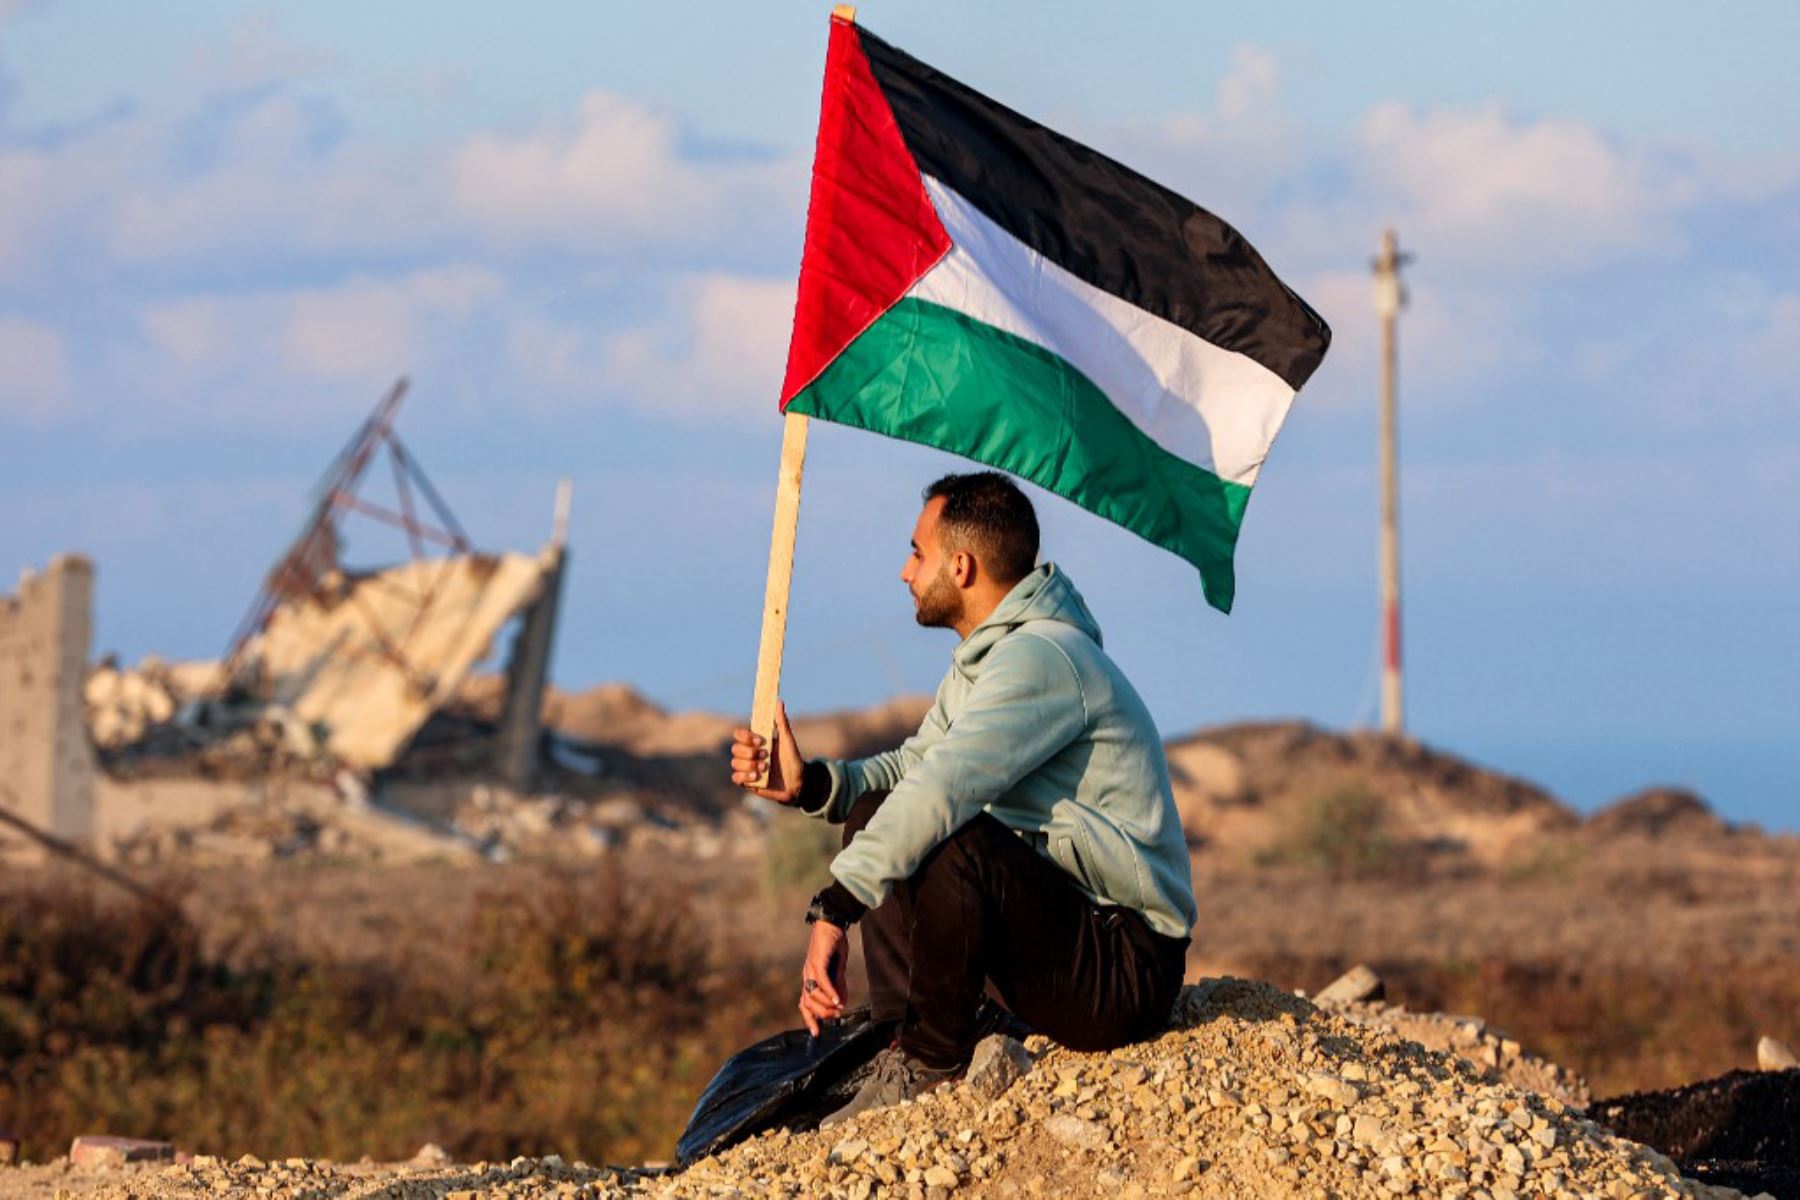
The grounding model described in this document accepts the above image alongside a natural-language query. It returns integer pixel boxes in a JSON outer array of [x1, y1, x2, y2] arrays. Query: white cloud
[[1738, 291, 1800, 383], [186, 9, 337, 93], [1215, 45, 1279, 125], [1297, 270, 1524, 405], [142, 298, 231, 366], [504, 273, 795, 421], [597, 274, 795, 420], [280, 265, 504, 380], [1093, 43, 1297, 229], [450, 91, 802, 250], [105, 96, 443, 264], [1355, 102, 1681, 272], [0, 315, 70, 421], [137, 266, 505, 396]]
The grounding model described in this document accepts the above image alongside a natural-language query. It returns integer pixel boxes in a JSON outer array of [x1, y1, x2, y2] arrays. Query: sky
[[2, 0, 1796, 830]]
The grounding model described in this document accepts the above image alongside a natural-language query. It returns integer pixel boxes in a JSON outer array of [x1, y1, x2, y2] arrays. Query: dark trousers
[[843, 791, 1189, 1071]]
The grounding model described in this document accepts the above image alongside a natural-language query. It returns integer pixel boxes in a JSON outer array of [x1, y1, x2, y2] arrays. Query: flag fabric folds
[[780, 16, 1331, 612]]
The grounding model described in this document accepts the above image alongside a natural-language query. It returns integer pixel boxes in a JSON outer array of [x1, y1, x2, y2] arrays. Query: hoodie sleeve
[[825, 632, 1088, 909], [804, 688, 952, 824]]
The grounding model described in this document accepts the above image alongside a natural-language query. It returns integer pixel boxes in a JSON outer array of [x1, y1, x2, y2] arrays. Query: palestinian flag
[[780, 15, 1331, 612]]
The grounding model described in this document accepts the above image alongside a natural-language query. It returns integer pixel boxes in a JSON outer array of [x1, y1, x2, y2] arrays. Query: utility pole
[[1372, 228, 1409, 735]]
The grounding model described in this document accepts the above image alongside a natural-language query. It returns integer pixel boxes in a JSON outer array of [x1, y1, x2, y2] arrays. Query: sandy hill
[[534, 685, 1774, 870]]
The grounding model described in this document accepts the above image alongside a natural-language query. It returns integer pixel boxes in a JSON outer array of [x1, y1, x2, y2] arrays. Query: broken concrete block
[[966, 1034, 1034, 1100], [69, 1136, 173, 1168], [1314, 964, 1385, 1006], [1758, 1035, 1798, 1071]]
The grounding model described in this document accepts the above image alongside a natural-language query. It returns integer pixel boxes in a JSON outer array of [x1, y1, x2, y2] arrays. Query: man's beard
[[912, 562, 963, 629]]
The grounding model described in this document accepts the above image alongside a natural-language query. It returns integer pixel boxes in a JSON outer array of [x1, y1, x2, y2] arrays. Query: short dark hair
[[922, 471, 1039, 584]]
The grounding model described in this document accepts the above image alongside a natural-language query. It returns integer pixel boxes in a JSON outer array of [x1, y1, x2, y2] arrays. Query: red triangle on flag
[[779, 17, 951, 408]]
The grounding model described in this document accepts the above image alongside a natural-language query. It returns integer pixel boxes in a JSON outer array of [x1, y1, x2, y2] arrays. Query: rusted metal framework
[[218, 377, 475, 693]]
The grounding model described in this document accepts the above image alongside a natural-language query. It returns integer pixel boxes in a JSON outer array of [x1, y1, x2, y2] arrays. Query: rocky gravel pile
[[1308, 967, 1592, 1109], [5, 978, 1770, 1200], [672, 978, 1737, 1200]]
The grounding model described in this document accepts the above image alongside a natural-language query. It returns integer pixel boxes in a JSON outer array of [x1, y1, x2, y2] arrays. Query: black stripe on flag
[[857, 27, 1331, 393]]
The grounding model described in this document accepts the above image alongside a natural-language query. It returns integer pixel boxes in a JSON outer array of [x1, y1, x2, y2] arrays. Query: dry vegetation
[[0, 864, 793, 1168], [4, 825, 1795, 1170], [4, 693, 1796, 1173]]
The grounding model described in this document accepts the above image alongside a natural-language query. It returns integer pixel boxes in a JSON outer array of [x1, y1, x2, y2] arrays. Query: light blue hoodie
[[813, 563, 1197, 939]]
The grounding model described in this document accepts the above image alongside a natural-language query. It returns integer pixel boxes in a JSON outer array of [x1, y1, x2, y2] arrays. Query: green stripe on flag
[[787, 297, 1253, 612]]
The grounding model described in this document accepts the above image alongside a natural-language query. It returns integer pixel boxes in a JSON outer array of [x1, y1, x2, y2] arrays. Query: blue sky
[[2, 1, 1795, 829]]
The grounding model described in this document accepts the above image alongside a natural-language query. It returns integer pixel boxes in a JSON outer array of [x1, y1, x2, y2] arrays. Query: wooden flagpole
[[748, 409, 809, 787], [748, 4, 855, 788]]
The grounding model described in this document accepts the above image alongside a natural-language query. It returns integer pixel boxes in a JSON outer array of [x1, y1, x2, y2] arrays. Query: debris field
[[4, 978, 1770, 1200]]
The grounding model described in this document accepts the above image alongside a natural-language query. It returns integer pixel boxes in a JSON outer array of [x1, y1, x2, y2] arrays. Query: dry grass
[[4, 829, 1795, 1165], [0, 867, 791, 1166]]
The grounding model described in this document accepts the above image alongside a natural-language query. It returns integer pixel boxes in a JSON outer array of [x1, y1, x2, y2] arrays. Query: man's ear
[[952, 549, 977, 588]]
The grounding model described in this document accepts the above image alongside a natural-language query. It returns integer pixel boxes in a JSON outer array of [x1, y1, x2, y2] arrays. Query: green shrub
[[761, 814, 841, 896], [1258, 786, 1404, 879]]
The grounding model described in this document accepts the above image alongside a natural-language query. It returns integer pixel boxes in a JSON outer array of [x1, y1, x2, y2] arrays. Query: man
[[729, 471, 1195, 1125]]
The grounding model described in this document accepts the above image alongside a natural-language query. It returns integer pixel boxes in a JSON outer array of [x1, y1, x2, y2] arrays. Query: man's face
[[901, 497, 962, 629]]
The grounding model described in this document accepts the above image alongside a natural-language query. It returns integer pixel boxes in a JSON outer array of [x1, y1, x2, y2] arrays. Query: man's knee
[[912, 812, 1013, 878], [842, 790, 890, 849]]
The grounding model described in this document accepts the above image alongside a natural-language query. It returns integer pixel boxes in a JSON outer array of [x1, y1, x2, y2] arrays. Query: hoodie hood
[[953, 563, 1102, 677]]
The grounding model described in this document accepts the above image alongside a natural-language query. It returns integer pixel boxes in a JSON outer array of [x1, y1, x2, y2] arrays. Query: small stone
[[411, 1143, 450, 1167], [1314, 965, 1385, 1006], [70, 1137, 176, 1169], [924, 1164, 959, 1189], [1171, 1156, 1198, 1181], [0, 1132, 17, 1167], [1305, 1073, 1362, 1107], [967, 1036, 1034, 1101], [829, 1139, 869, 1165], [1043, 1116, 1104, 1149], [1758, 1036, 1799, 1071]]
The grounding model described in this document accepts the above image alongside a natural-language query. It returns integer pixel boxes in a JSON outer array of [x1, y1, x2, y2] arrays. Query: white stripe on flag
[[910, 176, 1295, 487]]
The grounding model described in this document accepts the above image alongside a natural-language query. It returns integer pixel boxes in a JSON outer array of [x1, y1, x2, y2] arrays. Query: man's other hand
[[798, 920, 849, 1035], [730, 701, 806, 804]]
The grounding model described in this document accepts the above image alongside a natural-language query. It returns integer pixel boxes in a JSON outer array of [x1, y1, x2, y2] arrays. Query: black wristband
[[796, 760, 832, 813], [805, 882, 868, 929]]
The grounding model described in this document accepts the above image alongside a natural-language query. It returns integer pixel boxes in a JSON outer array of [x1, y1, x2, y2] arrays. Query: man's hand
[[798, 920, 849, 1036], [730, 701, 806, 804]]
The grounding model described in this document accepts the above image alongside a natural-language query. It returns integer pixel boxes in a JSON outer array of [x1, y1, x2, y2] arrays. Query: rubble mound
[[1315, 996, 1591, 1110], [673, 977, 1723, 1199], [4, 980, 1760, 1198], [1594, 1068, 1800, 1178], [1585, 788, 1731, 840]]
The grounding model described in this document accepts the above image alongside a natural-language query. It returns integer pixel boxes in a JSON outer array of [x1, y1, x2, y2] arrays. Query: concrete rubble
[[1309, 966, 1591, 1109], [14, 977, 1762, 1198], [1757, 1037, 1797, 1072], [0, 555, 97, 858], [0, 386, 682, 869]]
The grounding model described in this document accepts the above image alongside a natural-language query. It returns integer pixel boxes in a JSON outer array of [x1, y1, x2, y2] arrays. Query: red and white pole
[[1373, 229, 1407, 735]]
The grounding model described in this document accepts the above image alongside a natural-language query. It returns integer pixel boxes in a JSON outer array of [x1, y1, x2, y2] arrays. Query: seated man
[[730, 471, 1195, 1125]]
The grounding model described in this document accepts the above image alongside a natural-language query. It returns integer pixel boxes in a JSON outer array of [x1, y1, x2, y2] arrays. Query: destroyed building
[[6, 379, 592, 865]]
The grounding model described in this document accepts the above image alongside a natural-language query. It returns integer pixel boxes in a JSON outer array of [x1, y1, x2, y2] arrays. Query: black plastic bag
[[675, 1009, 894, 1167]]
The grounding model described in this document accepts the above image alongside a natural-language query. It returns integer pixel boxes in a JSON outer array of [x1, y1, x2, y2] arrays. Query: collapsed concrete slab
[[0, 555, 97, 857], [242, 546, 564, 772]]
